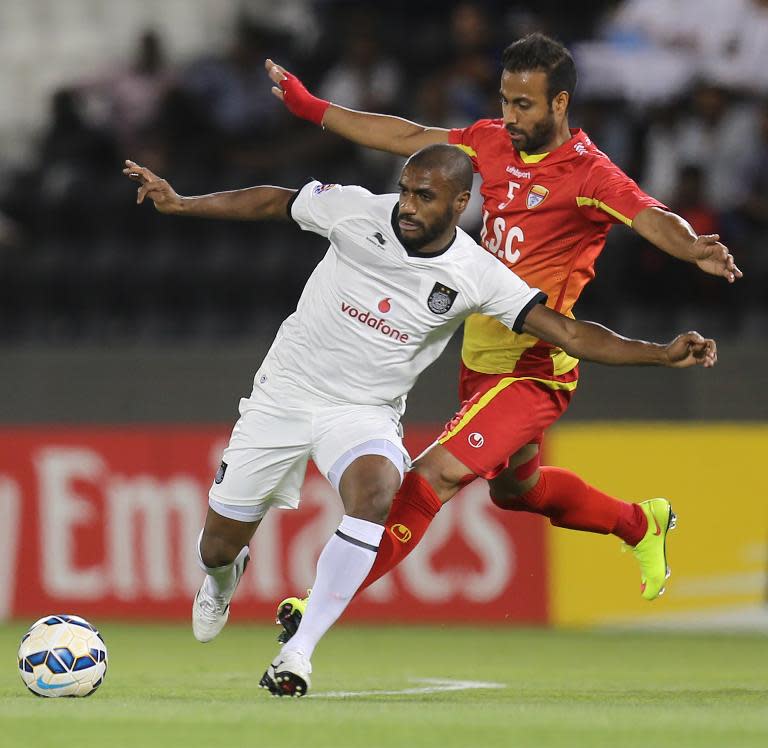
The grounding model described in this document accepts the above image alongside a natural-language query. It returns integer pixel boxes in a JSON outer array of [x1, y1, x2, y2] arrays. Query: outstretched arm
[[632, 206, 742, 283], [521, 303, 717, 368], [123, 160, 295, 221], [265, 59, 449, 157]]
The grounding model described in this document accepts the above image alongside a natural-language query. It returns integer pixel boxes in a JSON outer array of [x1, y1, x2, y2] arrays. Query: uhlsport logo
[[391, 523, 412, 543], [427, 282, 458, 314], [526, 185, 549, 209], [468, 432, 484, 448], [506, 165, 531, 179]]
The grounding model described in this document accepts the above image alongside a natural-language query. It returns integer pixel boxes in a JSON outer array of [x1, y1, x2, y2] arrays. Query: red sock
[[357, 471, 442, 594], [515, 467, 647, 545]]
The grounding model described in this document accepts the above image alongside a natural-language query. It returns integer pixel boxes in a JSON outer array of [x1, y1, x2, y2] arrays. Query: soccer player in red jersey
[[264, 33, 741, 624]]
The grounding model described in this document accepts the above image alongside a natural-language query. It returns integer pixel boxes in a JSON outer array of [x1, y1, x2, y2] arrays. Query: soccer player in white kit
[[124, 145, 716, 697]]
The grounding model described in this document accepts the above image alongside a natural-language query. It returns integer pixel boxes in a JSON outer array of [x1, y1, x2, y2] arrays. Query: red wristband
[[280, 72, 330, 126]]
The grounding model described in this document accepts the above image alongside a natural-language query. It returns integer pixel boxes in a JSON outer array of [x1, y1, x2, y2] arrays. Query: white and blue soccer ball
[[17, 614, 108, 697]]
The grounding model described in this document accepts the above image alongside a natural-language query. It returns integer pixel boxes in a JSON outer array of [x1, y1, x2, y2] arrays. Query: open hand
[[122, 160, 183, 214], [265, 58, 289, 102], [693, 234, 742, 283], [264, 59, 329, 125], [665, 331, 717, 368]]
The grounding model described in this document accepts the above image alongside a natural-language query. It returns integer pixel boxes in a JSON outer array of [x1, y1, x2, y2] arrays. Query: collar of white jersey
[[390, 204, 458, 259]]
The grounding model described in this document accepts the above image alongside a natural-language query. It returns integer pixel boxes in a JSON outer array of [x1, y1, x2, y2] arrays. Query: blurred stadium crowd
[[0, 0, 765, 343]]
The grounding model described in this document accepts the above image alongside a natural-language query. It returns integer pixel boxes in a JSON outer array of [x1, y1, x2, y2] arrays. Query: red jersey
[[448, 122, 665, 383]]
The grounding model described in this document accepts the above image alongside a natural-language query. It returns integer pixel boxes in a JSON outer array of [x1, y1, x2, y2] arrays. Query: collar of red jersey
[[518, 128, 586, 164]]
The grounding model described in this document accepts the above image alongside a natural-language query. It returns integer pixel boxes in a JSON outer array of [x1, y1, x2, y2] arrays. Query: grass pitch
[[2, 622, 767, 748]]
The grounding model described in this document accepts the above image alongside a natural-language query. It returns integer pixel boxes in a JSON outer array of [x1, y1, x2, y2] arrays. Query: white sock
[[282, 515, 384, 659], [196, 530, 238, 599]]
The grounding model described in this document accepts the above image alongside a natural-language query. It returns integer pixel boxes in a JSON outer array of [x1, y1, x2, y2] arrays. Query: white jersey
[[259, 180, 545, 410]]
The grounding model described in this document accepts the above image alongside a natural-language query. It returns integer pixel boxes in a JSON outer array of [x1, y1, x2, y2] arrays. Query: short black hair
[[502, 32, 577, 106], [405, 144, 473, 195]]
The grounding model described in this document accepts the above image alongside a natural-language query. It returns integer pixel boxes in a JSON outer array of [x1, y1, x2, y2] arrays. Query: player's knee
[[489, 447, 541, 510], [344, 484, 395, 524], [489, 472, 540, 511], [412, 447, 473, 502], [199, 532, 240, 568], [415, 462, 457, 492], [339, 454, 401, 523], [488, 482, 527, 511]]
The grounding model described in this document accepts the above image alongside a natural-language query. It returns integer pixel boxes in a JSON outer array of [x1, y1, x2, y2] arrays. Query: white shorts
[[208, 369, 410, 522]]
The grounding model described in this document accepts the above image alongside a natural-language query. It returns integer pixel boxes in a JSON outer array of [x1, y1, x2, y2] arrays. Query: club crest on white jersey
[[427, 283, 458, 314]]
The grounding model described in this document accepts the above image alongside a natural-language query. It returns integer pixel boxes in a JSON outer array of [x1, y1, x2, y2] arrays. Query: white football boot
[[259, 649, 313, 697], [192, 545, 250, 642]]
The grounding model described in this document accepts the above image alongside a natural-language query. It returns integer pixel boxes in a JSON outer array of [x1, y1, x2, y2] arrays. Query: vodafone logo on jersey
[[341, 300, 409, 343]]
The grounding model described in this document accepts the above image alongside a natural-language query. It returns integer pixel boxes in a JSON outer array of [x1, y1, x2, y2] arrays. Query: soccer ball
[[17, 614, 108, 697]]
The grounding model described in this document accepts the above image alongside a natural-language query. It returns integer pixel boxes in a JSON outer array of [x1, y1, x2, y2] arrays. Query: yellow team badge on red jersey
[[526, 184, 549, 209], [391, 524, 412, 543]]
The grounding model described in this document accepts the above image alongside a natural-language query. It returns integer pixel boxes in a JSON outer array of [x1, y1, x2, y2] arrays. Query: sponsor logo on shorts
[[427, 283, 458, 314], [214, 461, 228, 484], [391, 524, 412, 543], [468, 432, 484, 448], [340, 301, 408, 343]]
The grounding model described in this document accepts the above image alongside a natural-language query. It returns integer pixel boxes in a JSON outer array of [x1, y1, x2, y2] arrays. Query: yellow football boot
[[275, 589, 310, 643], [625, 499, 676, 600]]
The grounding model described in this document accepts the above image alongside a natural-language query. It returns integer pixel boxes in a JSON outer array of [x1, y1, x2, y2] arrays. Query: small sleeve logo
[[312, 183, 338, 195]]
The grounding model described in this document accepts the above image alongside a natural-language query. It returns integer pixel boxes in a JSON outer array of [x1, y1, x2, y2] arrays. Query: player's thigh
[[437, 377, 572, 481], [209, 395, 312, 523], [312, 402, 409, 500]]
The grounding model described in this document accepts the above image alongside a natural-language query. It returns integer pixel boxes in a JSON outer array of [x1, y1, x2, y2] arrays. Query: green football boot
[[626, 498, 677, 600], [275, 590, 310, 643]]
